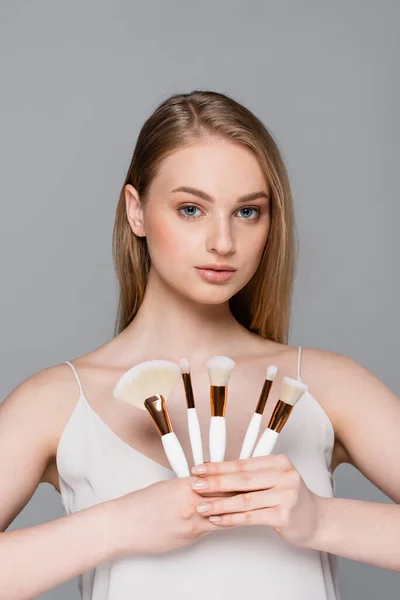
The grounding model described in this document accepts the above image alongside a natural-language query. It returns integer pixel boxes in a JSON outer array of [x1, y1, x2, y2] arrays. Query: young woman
[[1, 90, 399, 600]]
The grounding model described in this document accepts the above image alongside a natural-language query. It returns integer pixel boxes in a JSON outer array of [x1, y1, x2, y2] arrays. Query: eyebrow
[[170, 186, 269, 204]]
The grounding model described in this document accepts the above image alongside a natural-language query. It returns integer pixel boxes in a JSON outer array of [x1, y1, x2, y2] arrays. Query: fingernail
[[197, 503, 212, 513], [209, 516, 221, 522], [192, 464, 207, 474], [192, 479, 208, 490]]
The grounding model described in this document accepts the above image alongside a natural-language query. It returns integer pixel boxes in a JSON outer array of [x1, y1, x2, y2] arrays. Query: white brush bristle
[[113, 360, 180, 410], [266, 364, 278, 380], [206, 355, 236, 386], [280, 376, 308, 406], [180, 358, 190, 374]]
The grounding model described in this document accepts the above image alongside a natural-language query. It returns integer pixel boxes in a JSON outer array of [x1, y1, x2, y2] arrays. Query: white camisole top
[[56, 346, 340, 599]]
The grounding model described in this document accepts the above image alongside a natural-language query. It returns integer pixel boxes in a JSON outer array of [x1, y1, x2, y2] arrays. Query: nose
[[206, 214, 235, 255]]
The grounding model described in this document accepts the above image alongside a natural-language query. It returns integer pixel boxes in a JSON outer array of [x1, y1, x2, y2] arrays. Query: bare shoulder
[[295, 346, 366, 428], [1, 362, 83, 459], [298, 346, 377, 407], [2, 362, 80, 422], [299, 347, 399, 461]]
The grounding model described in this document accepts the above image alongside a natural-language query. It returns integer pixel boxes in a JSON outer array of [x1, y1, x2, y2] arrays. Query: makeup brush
[[180, 358, 204, 466], [239, 364, 278, 459], [206, 355, 236, 462], [252, 376, 308, 457], [113, 360, 190, 478]]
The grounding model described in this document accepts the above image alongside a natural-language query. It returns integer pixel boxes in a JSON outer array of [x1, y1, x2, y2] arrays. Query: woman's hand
[[190, 454, 323, 548], [112, 476, 225, 556]]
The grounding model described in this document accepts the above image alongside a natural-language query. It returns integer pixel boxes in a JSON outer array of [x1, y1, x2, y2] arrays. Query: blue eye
[[237, 207, 260, 220], [178, 205, 202, 219]]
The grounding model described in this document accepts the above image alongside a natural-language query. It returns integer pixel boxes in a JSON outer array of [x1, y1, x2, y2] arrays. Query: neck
[[118, 267, 250, 367]]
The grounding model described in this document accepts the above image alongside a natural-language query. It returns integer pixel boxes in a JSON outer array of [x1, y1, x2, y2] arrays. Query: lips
[[195, 266, 236, 283]]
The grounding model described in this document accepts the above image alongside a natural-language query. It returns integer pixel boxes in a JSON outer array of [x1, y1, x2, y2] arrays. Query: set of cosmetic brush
[[113, 356, 308, 478]]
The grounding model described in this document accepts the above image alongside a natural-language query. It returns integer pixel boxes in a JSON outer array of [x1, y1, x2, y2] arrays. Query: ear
[[125, 184, 146, 237]]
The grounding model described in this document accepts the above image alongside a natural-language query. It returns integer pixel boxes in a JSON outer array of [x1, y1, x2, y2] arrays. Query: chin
[[163, 270, 250, 304], [186, 283, 242, 306]]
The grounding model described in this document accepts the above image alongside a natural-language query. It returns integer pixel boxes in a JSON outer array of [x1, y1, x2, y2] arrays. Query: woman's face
[[126, 136, 271, 305]]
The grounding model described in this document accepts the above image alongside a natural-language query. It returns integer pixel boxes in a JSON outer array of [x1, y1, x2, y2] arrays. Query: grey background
[[1, 1, 399, 598]]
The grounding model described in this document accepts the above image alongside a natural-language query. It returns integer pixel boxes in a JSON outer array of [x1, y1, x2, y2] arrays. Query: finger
[[208, 505, 283, 528], [191, 454, 292, 477], [191, 467, 282, 494], [196, 489, 281, 516], [197, 490, 237, 499]]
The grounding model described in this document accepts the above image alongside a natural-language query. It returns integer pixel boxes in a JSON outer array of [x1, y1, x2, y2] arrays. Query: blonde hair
[[112, 90, 298, 343]]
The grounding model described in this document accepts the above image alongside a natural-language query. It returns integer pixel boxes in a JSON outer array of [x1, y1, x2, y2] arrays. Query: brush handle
[[239, 412, 263, 459], [252, 428, 279, 457], [161, 432, 190, 477], [209, 416, 226, 462], [187, 407, 204, 466]]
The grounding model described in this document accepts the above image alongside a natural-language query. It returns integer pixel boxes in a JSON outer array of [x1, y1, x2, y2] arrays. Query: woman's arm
[[0, 368, 122, 599], [313, 496, 400, 570], [190, 454, 400, 571], [302, 348, 400, 568], [0, 498, 121, 600], [302, 348, 400, 504]]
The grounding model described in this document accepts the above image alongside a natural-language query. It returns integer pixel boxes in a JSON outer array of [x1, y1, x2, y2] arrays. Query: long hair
[[112, 90, 298, 343]]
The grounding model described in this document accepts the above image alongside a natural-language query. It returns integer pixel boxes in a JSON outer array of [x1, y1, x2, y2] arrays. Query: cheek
[[242, 226, 269, 262], [145, 212, 192, 262]]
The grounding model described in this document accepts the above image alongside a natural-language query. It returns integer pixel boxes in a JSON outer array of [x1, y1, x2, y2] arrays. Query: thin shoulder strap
[[64, 361, 84, 396], [297, 346, 303, 382]]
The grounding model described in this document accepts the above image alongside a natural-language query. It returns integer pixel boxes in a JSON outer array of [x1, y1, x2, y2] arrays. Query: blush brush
[[113, 359, 190, 477]]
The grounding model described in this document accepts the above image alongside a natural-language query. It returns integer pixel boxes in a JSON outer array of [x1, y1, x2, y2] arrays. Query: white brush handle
[[161, 432, 190, 477], [252, 428, 279, 457], [209, 416, 226, 462], [239, 412, 263, 459], [187, 407, 204, 466]]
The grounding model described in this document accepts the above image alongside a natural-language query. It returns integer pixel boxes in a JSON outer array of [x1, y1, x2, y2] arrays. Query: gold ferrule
[[210, 385, 227, 417], [255, 379, 273, 415], [182, 373, 195, 409], [267, 399, 293, 433], [144, 395, 172, 436]]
